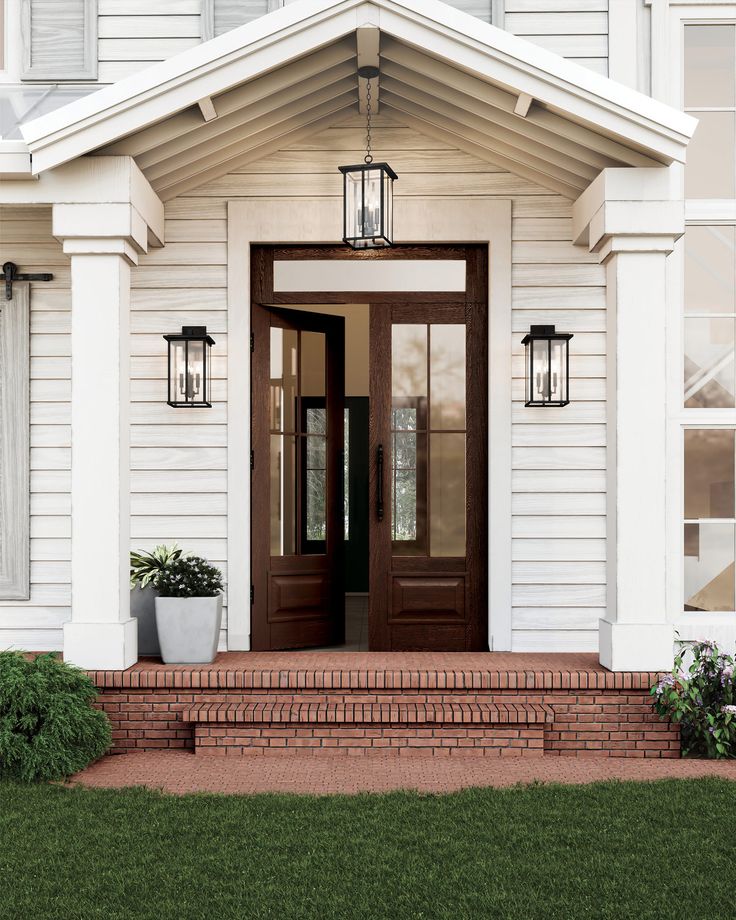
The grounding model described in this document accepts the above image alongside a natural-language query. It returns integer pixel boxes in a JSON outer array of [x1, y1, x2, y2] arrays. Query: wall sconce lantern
[[163, 326, 215, 408], [339, 66, 397, 249], [522, 325, 573, 407]]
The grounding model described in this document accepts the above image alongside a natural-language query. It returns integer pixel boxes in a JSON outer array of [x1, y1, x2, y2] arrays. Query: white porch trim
[[226, 197, 513, 651]]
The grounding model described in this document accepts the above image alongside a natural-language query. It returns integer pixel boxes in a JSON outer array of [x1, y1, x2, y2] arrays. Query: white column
[[573, 169, 684, 671], [54, 205, 145, 669]]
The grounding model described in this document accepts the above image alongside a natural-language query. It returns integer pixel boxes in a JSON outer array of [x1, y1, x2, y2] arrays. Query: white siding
[[504, 1, 609, 76], [0, 208, 71, 651], [130, 112, 606, 654]]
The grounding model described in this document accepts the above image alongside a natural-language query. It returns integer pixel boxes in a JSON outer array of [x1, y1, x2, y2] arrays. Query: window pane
[[684, 429, 735, 519], [684, 317, 735, 408], [684, 226, 736, 315], [430, 324, 466, 429], [684, 25, 736, 108], [685, 112, 736, 198], [269, 328, 297, 432], [393, 470, 417, 542], [344, 408, 350, 540], [429, 433, 466, 556], [684, 523, 735, 611], [392, 325, 427, 399], [270, 434, 297, 556]]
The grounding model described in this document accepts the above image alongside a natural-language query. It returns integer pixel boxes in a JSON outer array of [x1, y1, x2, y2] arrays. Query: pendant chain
[[364, 79, 373, 165]]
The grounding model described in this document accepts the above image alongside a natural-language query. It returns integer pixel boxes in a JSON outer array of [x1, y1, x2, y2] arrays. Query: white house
[[0, 0, 733, 674]]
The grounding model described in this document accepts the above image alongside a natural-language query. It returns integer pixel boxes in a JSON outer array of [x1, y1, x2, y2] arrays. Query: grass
[[0, 779, 735, 919]]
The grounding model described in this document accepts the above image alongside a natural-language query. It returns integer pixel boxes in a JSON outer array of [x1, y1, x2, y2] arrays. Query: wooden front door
[[251, 304, 345, 650], [369, 294, 488, 650]]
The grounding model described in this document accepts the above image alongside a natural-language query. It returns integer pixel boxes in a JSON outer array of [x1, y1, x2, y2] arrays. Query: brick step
[[185, 700, 554, 757], [183, 701, 554, 725]]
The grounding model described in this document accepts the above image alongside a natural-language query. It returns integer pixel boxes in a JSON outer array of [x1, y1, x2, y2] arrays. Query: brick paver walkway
[[70, 752, 736, 796]]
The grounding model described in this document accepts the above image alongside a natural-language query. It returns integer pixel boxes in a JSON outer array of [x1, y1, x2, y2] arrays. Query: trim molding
[[226, 197, 513, 651]]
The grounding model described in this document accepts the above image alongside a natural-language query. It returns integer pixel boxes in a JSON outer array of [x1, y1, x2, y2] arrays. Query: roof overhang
[[19, 0, 696, 200]]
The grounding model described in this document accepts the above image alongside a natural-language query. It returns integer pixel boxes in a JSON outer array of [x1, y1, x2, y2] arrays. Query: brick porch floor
[[70, 750, 736, 795]]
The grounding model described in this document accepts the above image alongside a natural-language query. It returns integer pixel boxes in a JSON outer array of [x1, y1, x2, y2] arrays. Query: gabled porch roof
[[18, 0, 696, 202]]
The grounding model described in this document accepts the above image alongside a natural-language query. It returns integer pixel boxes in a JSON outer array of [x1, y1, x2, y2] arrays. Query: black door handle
[[377, 444, 384, 521]]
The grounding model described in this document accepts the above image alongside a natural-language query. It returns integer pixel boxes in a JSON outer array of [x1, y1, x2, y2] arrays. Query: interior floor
[[313, 594, 369, 652]]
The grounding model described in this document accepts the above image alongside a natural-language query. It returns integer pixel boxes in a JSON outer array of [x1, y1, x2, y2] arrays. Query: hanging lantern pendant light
[[339, 66, 397, 249]]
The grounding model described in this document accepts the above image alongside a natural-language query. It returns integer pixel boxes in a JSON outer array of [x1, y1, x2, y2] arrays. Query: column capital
[[53, 202, 151, 265], [572, 167, 684, 259]]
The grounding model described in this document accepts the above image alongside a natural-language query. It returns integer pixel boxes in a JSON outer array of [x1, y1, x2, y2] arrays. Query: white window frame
[[661, 3, 736, 639]]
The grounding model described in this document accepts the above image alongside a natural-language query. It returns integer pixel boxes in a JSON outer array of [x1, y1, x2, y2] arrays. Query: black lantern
[[521, 325, 573, 407], [163, 326, 215, 407], [339, 67, 397, 249]]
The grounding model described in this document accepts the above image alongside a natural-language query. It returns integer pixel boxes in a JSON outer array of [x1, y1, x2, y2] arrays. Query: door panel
[[369, 297, 487, 651], [251, 304, 345, 650]]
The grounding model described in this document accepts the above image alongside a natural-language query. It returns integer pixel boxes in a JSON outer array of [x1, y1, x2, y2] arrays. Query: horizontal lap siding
[[0, 208, 71, 651], [505, 1, 609, 77], [149, 113, 605, 653]]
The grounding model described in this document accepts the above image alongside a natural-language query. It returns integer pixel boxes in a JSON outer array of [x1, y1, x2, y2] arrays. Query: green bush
[[155, 555, 223, 598], [0, 652, 111, 783]]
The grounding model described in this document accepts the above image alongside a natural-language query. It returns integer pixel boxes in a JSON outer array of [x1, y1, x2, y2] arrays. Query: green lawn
[[1, 779, 734, 920]]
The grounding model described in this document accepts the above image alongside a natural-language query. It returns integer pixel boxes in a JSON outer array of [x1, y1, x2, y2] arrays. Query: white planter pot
[[154, 595, 223, 664]]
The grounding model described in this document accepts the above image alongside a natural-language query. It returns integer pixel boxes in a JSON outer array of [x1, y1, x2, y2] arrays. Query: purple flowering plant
[[651, 639, 736, 758]]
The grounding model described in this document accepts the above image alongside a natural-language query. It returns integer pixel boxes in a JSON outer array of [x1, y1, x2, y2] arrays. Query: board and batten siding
[[0, 208, 72, 651], [130, 112, 606, 654], [94, 1, 608, 83]]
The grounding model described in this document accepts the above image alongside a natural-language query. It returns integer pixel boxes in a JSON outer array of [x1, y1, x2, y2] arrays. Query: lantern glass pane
[[170, 341, 188, 404], [187, 340, 204, 404], [364, 169, 382, 239], [531, 338, 550, 403], [344, 170, 362, 242], [550, 339, 567, 403]]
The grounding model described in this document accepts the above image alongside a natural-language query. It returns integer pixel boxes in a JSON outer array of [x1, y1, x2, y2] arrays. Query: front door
[[369, 297, 488, 651], [251, 304, 345, 650]]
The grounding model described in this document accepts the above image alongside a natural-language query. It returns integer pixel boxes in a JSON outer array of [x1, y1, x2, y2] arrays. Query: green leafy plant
[[155, 556, 223, 599], [651, 639, 736, 758], [0, 652, 111, 782], [130, 543, 189, 589]]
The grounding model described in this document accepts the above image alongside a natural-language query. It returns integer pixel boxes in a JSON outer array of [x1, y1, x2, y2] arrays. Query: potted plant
[[154, 556, 224, 664], [130, 544, 189, 656]]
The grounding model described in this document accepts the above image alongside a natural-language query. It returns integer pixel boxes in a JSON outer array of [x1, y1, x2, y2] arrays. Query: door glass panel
[[684, 318, 736, 408], [344, 408, 350, 539], [392, 325, 427, 398], [269, 328, 297, 432], [270, 434, 297, 556], [429, 433, 466, 557], [430, 324, 466, 429], [684, 428, 735, 519], [684, 523, 735, 611]]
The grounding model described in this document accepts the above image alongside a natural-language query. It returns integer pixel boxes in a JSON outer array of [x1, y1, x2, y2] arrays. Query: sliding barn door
[[251, 305, 345, 650]]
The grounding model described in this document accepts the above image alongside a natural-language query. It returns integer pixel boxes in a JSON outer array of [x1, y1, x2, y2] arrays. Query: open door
[[369, 301, 488, 651], [251, 304, 345, 650]]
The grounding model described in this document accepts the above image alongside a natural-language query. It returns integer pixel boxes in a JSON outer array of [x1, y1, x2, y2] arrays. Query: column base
[[599, 619, 674, 672], [63, 619, 138, 670]]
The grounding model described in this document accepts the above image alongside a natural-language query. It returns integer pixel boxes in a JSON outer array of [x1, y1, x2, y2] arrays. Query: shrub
[[130, 543, 189, 589], [0, 652, 111, 782], [154, 555, 223, 598], [652, 639, 736, 758]]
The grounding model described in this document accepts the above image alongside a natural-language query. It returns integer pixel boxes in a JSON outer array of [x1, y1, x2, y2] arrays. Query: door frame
[[227, 198, 512, 652]]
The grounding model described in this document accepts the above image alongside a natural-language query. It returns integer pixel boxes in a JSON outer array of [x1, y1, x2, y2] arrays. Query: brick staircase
[[90, 653, 680, 759]]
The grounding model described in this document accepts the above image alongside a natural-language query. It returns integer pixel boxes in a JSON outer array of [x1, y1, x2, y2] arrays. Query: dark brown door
[[251, 304, 345, 650], [369, 297, 488, 651]]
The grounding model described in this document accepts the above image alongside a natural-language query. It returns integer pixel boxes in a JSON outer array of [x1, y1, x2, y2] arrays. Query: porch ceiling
[[18, 0, 696, 203]]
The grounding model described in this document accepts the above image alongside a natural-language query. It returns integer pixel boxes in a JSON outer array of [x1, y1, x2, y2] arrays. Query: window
[[20, 0, 97, 81], [681, 16, 736, 616], [684, 24, 736, 198]]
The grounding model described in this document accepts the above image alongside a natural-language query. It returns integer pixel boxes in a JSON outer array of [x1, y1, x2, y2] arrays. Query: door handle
[[377, 444, 384, 522]]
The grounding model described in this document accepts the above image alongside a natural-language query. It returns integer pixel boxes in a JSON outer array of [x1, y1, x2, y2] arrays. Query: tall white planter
[[155, 595, 223, 664]]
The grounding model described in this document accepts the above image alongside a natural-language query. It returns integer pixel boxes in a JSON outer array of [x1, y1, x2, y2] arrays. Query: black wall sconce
[[163, 326, 215, 407], [522, 325, 573, 407]]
